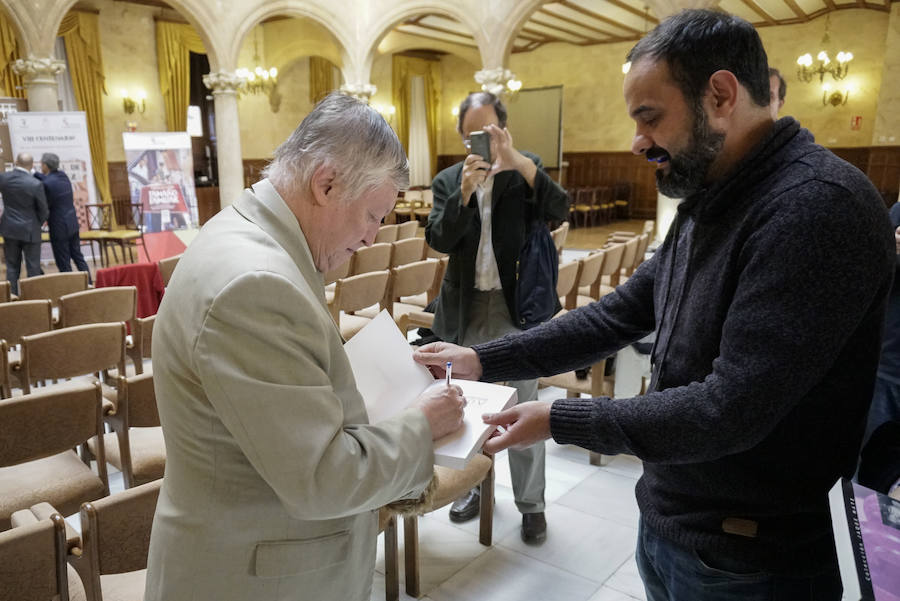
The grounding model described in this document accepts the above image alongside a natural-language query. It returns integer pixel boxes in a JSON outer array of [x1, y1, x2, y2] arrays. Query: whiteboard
[[505, 86, 563, 169]]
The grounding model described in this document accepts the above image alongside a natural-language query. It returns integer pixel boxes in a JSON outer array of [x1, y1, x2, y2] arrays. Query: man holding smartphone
[[425, 92, 568, 544]]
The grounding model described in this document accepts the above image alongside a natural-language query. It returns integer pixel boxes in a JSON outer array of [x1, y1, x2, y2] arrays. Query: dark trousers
[[635, 518, 842, 601], [4, 237, 43, 295], [50, 233, 92, 283]]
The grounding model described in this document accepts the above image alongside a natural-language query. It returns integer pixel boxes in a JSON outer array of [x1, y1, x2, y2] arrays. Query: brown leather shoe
[[448, 487, 480, 523], [521, 512, 547, 544]]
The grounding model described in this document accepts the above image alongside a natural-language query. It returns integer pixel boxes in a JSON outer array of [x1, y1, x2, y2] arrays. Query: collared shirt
[[473, 176, 502, 291], [13, 166, 30, 174]]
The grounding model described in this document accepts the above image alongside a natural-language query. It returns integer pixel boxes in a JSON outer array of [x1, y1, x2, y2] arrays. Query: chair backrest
[[126, 315, 155, 375], [0, 512, 70, 601], [618, 237, 640, 277], [58, 287, 137, 329], [396, 220, 419, 239], [423, 243, 447, 260], [329, 270, 391, 322], [1, 340, 8, 399], [556, 260, 581, 307], [83, 204, 112, 232], [0, 280, 10, 303], [0, 381, 104, 469], [428, 256, 449, 304], [19, 272, 89, 308], [643, 219, 655, 234], [575, 188, 595, 207], [390, 237, 426, 267], [550, 222, 569, 255], [404, 189, 423, 204], [374, 224, 399, 244], [19, 323, 127, 394], [157, 253, 182, 287], [389, 260, 439, 305], [577, 251, 606, 289], [632, 233, 650, 272], [79, 479, 162, 595], [323, 258, 351, 285], [350, 242, 392, 275], [598, 242, 626, 278], [117, 372, 159, 428], [0, 300, 52, 345]]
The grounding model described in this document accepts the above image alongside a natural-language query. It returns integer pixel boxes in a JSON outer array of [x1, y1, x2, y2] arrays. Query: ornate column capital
[[12, 56, 66, 84], [474, 67, 515, 96], [202, 71, 246, 96], [339, 82, 377, 102]]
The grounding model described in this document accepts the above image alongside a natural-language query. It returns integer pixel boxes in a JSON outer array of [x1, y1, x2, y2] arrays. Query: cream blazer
[[144, 180, 434, 601]]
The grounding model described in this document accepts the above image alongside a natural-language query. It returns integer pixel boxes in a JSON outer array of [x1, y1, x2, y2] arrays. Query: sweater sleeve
[[549, 182, 894, 463]]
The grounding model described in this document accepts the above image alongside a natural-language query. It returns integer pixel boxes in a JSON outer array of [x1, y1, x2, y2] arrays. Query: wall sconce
[[451, 106, 460, 118], [121, 89, 146, 114], [822, 82, 850, 107]]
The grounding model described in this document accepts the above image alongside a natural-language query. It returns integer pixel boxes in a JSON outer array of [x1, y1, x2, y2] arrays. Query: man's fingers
[[482, 408, 516, 426]]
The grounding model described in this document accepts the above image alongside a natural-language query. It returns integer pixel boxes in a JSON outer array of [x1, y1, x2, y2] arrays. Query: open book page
[[344, 310, 517, 469]]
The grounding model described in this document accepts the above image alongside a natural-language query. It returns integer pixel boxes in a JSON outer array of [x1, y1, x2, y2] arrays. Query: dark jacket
[[877, 201, 900, 383], [35, 170, 79, 239], [474, 118, 896, 574], [0, 168, 48, 242], [426, 152, 568, 343]]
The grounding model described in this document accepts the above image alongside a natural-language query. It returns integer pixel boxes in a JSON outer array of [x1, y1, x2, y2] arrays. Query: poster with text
[[7, 111, 96, 230], [122, 131, 197, 233]]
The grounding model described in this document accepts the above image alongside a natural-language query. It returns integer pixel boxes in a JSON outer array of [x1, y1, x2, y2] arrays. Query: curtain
[[309, 56, 334, 104], [0, 13, 24, 98], [156, 21, 204, 132], [392, 55, 440, 177], [54, 37, 77, 111], [59, 11, 111, 204], [407, 77, 431, 187]]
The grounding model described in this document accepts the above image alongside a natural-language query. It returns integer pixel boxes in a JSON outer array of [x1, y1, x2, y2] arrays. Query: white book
[[344, 310, 517, 469]]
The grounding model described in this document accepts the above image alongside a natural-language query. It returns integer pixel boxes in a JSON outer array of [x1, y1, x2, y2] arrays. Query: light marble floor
[[369, 385, 647, 601]]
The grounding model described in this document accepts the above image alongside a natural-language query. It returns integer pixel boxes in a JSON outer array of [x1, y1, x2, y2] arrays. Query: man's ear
[[309, 164, 337, 207], [706, 70, 740, 117]]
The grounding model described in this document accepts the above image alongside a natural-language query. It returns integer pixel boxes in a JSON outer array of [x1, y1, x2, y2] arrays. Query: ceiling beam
[[529, 15, 608, 42], [520, 25, 567, 43], [739, 0, 777, 25], [781, 0, 808, 20], [402, 21, 475, 42], [582, 0, 659, 25], [540, 5, 642, 36]]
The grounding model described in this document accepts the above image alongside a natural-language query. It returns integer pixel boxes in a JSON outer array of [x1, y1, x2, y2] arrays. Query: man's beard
[[652, 104, 725, 198]]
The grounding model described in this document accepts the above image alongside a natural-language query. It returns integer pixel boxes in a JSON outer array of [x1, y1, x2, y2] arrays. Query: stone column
[[203, 71, 246, 209], [339, 82, 376, 102], [12, 57, 66, 112], [474, 67, 517, 96]]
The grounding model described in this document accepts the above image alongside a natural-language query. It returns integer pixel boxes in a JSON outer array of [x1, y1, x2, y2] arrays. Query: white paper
[[344, 310, 517, 469]]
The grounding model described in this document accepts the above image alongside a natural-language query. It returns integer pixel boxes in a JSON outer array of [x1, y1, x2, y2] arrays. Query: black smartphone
[[468, 131, 491, 165]]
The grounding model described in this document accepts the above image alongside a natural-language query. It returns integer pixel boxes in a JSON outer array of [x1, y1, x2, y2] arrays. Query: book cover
[[829, 477, 900, 601], [343, 310, 517, 469]]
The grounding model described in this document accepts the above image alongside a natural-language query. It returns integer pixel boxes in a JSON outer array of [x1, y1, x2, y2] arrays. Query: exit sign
[[850, 116, 862, 131]]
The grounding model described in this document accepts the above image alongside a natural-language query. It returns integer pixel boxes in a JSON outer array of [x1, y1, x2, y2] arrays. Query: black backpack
[[514, 220, 559, 329]]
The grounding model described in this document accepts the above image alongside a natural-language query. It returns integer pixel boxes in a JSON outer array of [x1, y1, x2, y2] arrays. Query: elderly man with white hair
[[145, 92, 466, 601]]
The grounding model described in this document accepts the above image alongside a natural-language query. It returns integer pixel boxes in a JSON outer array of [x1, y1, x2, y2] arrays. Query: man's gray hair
[[41, 152, 60, 171], [264, 92, 409, 201]]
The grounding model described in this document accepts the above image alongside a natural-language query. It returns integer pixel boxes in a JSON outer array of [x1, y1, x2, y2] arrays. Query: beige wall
[[96, 0, 170, 161], [872, 2, 900, 145]]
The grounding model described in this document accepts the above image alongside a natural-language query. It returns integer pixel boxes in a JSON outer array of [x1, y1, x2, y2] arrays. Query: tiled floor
[[369, 386, 647, 601]]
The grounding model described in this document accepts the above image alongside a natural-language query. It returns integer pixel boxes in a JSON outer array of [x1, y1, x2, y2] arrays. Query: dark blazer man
[[0, 153, 48, 295], [35, 152, 91, 279]]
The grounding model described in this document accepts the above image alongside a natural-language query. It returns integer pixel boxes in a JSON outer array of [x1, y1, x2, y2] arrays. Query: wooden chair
[[572, 251, 607, 308], [0, 280, 10, 303], [106, 203, 149, 264], [375, 224, 399, 244], [390, 190, 414, 224], [0, 299, 53, 394], [398, 256, 447, 309], [572, 188, 596, 228], [395, 309, 435, 337], [17, 322, 127, 399], [19, 272, 90, 324], [595, 186, 615, 224], [390, 237, 426, 267], [81, 203, 113, 267], [349, 242, 392, 276], [556, 260, 582, 313], [613, 182, 633, 220], [397, 189, 423, 224], [402, 454, 494, 597], [596, 242, 627, 298], [0, 340, 8, 400], [364, 259, 439, 322], [126, 315, 155, 376], [73, 479, 162, 601], [379, 509, 400, 601], [58, 287, 137, 329], [0, 381, 109, 530], [550, 222, 570, 261], [396, 220, 419, 240], [0, 510, 74, 601], [327, 270, 391, 340], [157, 253, 182, 287], [87, 373, 164, 489], [411, 189, 434, 225], [423, 242, 447, 260]]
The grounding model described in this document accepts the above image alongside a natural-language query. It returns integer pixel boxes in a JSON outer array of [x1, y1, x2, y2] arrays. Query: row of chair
[[565, 183, 633, 228], [324, 236, 445, 286], [389, 188, 433, 225], [80, 202, 149, 268], [374, 220, 420, 243]]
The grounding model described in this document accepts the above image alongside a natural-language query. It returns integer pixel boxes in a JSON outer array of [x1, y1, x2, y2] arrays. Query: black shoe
[[521, 512, 547, 544], [449, 487, 480, 523]]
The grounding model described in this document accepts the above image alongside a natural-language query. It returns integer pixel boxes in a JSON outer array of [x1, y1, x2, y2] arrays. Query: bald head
[[15, 153, 33, 170]]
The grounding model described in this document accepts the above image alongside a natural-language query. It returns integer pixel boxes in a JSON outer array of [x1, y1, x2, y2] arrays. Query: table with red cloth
[[95, 263, 165, 318]]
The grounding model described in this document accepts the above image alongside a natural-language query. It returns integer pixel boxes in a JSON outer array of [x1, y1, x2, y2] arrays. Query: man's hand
[[460, 153, 491, 204], [484, 125, 537, 187], [482, 401, 552, 454], [416, 383, 466, 440], [413, 342, 482, 381]]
